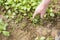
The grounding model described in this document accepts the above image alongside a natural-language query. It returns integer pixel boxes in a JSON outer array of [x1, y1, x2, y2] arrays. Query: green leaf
[[0, 24, 4, 30], [0, 18, 2, 23], [2, 31, 10, 36], [5, 6, 9, 9], [40, 36, 45, 40], [33, 19, 38, 24], [3, 23, 8, 30], [5, 15, 9, 18], [50, 13, 55, 17], [7, 10, 11, 14], [46, 37, 53, 40], [50, 8, 53, 13], [44, 14, 47, 18], [0, 20, 8, 30], [0, 25, 6, 31]]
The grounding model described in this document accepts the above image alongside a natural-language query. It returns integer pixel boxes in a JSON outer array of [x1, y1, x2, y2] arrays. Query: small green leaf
[[44, 14, 47, 18], [40, 36, 45, 40], [0, 18, 2, 23], [5, 15, 9, 18], [50, 8, 53, 12], [7, 10, 11, 14], [50, 13, 55, 17], [0, 25, 4, 30], [33, 19, 38, 23], [3, 23, 8, 30], [46, 36, 53, 40], [2, 31, 10, 36]]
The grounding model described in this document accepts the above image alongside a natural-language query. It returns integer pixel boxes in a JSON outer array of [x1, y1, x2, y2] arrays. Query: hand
[[33, 3, 47, 18], [33, 0, 50, 18]]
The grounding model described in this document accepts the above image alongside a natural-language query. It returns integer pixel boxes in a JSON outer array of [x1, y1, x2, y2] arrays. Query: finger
[[33, 11, 37, 18], [40, 12, 45, 18], [40, 14, 44, 18]]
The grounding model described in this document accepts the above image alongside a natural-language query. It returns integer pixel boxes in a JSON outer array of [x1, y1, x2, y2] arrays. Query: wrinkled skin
[[33, 0, 51, 18]]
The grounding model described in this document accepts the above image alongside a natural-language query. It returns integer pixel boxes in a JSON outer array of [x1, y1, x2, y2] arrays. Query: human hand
[[33, 0, 50, 18]]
